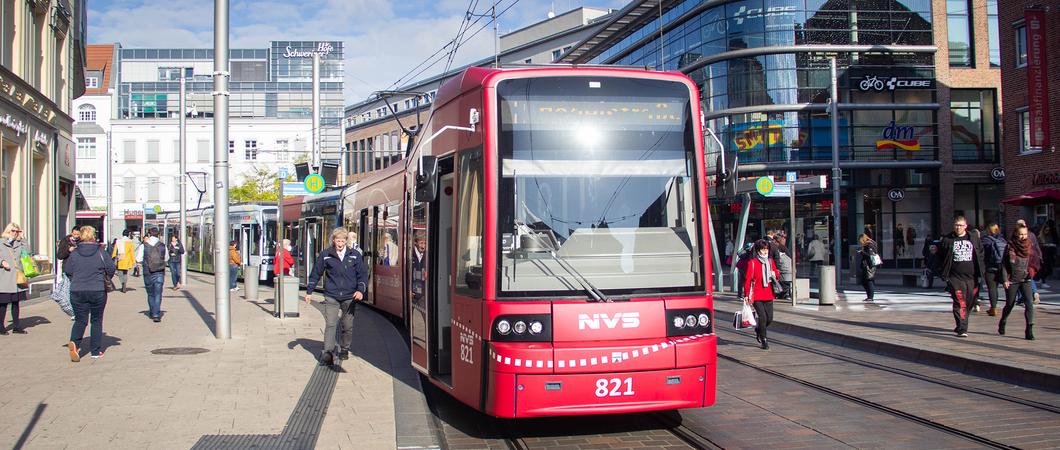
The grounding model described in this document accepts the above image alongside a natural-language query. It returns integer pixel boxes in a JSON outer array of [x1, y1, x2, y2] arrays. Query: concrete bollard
[[819, 265, 836, 305], [244, 265, 259, 301]]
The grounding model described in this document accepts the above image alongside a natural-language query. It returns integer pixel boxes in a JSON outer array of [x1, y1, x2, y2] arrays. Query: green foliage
[[229, 167, 280, 203]]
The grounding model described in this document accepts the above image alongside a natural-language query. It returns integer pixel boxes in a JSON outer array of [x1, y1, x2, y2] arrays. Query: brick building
[[998, 1, 1059, 228]]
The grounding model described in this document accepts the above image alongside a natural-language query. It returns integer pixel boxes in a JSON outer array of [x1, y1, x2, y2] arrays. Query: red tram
[[341, 66, 716, 417]]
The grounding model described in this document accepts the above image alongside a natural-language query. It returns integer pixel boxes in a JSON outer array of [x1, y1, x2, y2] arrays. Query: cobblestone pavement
[[0, 274, 397, 449]]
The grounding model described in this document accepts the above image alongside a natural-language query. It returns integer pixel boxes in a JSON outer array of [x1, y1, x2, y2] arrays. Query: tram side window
[[381, 203, 400, 266], [455, 148, 484, 294]]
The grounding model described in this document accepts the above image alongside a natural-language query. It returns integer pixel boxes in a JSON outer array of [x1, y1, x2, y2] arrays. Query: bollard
[[244, 265, 259, 301], [819, 265, 836, 305]]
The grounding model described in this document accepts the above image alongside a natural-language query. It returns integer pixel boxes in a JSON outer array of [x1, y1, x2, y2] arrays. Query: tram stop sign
[[755, 176, 774, 196], [304, 173, 326, 194]]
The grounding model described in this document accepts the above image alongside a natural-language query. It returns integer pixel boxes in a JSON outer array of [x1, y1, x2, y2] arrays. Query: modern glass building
[[115, 41, 344, 159], [562, 0, 1002, 270]]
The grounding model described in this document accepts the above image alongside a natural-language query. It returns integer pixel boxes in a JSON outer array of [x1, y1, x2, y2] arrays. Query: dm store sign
[[875, 121, 920, 151]]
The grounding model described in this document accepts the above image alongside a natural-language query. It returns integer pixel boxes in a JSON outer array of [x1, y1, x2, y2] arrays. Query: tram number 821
[[595, 378, 635, 397]]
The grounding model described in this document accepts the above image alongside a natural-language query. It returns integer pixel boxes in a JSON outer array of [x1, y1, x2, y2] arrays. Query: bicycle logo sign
[[859, 75, 934, 91]]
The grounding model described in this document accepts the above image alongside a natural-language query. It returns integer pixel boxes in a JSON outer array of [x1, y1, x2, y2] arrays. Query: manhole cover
[[151, 347, 210, 355]]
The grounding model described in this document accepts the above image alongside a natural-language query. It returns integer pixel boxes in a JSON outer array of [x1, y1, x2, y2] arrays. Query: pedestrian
[[228, 241, 241, 291], [135, 228, 167, 322], [774, 236, 794, 299], [724, 236, 734, 267], [1037, 220, 1057, 288], [0, 223, 28, 334], [807, 234, 827, 277], [922, 242, 941, 289], [999, 223, 1038, 340], [56, 225, 81, 261], [167, 234, 185, 290], [981, 223, 1006, 316], [274, 238, 294, 277], [857, 233, 880, 302], [939, 216, 986, 337], [742, 240, 780, 350], [62, 225, 116, 360], [734, 242, 753, 297], [112, 230, 136, 293], [305, 227, 368, 365]]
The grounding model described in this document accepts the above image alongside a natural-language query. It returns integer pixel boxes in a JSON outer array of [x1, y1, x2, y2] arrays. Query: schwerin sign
[[282, 42, 335, 58]]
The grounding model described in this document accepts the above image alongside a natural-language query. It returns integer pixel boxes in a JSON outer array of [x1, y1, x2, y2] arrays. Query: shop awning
[[1001, 188, 1060, 206], [75, 211, 106, 219]]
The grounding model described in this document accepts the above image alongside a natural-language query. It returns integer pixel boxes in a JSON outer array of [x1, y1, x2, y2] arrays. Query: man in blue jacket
[[305, 227, 368, 366]]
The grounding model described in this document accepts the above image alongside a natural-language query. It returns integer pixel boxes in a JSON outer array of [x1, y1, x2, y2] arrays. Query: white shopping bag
[[732, 302, 757, 329]]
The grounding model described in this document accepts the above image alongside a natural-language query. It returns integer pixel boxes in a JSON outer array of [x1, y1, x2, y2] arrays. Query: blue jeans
[[70, 291, 107, 355], [144, 272, 164, 318], [229, 265, 239, 289], [168, 261, 181, 286]]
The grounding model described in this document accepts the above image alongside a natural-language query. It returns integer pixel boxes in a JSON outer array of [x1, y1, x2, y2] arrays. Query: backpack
[[985, 236, 1006, 268], [144, 242, 166, 273]]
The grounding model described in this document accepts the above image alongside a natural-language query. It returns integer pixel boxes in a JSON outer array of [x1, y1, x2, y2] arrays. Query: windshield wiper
[[514, 218, 611, 303]]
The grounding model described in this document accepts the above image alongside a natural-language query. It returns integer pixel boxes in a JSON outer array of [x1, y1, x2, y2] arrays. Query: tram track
[[715, 326, 1059, 450]]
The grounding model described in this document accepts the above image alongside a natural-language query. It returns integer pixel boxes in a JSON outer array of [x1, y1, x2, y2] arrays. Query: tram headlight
[[685, 315, 697, 328], [496, 320, 512, 335], [673, 316, 685, 329], [698, 313, 710, 327], [513, 321, 527, 334], [529, 321, 543, 335]]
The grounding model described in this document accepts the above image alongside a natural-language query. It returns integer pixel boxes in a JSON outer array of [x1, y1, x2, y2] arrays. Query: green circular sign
[[755, 177, 774, 196], [153, 205, 162, 213], [304, 173, 326, 194]]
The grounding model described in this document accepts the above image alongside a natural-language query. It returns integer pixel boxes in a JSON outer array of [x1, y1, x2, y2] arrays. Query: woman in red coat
[[742, 239, 780, 349], [274, 239, 295, 276]]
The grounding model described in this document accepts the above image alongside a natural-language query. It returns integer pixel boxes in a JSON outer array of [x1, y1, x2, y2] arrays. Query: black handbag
[[771, 279, 789, 299], [97, 250, 117, 293]]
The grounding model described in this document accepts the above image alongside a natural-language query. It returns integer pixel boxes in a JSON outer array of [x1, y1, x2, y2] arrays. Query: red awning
[[75, 211, 107, 218], [1001, 188, 1060, 206]]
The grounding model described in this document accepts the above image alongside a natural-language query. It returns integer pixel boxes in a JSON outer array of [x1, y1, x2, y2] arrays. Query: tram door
[[410, 157, 454, 382], [230, 224, 254, 280], [358, 208, 374, 304]]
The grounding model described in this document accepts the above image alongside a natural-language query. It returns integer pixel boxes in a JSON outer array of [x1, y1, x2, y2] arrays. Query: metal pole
[[276, 175, 284, 318], [790, 182, 797, 305], [493, 0, 499, 67], [311, 52, 320, 172], [706, 205, 723, 292], [179, 76, 188, 287], [731, 193, 752, 293], [830, 57, 843, 291], [213, 0, 232, 339]]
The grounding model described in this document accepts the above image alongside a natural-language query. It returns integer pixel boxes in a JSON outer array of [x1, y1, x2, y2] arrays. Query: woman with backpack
[[981, 224, 1006, 316], [858, 233, 880, 302], [62, 226, 116, 360], [1000, 223, 1038, 340], [742, 240, 780, 350]]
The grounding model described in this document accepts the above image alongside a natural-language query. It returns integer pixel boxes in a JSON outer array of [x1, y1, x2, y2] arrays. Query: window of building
[[158, 67, 183, 81], [950, 89, 997, 163], [987, 0, 1000, 67], [78, 104, 96, 123], [276, 139, 289, 162], [947, 0, 973, 67], [197, 140, 210, 163], [1015, 24, 1028, 67], [147, 177, 160, 202], [244, 140, 258, 160], [552, 49, 562, 61], [229, 140, 235, 154], [524, 58, 532, 64], [147, 140, 160, 163], [77, 173, 97, 197], [0, 0, 14, 68], [76, 137, 97, 159], [85, 76, 99, 88], [124, 177, 137, 201], [1019, 109, 1042, 155], [123, 140, 136, 163]]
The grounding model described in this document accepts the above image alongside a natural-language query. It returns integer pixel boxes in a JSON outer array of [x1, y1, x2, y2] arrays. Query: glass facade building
[[115, 41, 345, 159], [562, 0, 950, 268]]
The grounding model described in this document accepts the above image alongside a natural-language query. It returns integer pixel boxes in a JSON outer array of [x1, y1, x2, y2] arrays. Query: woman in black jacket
[[1000, 223, 1037, 340], [858, 233, 880, 302], [62, 226, 116, 361]]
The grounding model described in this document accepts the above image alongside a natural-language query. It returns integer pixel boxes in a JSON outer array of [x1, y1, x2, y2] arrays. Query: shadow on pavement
[[13, 402, 45, 450], [14, 316, 50, 330], [180, 290, 215, 333]]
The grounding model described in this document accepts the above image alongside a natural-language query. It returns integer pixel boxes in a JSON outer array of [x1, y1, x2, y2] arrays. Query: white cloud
[[89, 0, 629, 103]]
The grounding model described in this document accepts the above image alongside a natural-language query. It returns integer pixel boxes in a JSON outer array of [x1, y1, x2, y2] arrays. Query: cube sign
[[304, 173, 326, 194]]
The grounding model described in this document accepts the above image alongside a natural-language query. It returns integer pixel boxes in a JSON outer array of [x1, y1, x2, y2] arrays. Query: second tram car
[[149, 204, 278, 281]]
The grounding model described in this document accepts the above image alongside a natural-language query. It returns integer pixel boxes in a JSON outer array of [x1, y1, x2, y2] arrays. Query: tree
[[229, 166, 280, 203]]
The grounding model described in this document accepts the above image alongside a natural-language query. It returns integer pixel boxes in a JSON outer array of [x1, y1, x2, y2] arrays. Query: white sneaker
[[1033, 292, 1041, 304], [973, 305, 981, 312]]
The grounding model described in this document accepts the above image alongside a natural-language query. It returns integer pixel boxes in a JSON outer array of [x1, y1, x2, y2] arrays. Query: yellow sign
[[304, 173, 325, 194], [755, 177, 774, 196]]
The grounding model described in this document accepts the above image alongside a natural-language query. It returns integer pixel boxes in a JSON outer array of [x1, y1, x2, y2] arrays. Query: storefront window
[[954, 184, 1003, 229], [950, 89, 997, 163], [947, 0, 973, 66]]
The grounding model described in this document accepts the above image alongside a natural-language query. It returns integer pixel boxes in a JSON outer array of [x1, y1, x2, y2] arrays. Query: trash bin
[[244, 265, 259, 301], [279, 275, 300, 317], [819, 265, 836, 305]]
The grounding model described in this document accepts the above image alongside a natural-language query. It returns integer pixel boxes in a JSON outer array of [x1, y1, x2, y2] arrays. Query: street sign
[[755, 176, 774, 196], [283, 182, 308, 195], [785, 171, 797, 182], [304, 173, 326, 194], [765, 184, 792, 197], [888, 188, 906, 202], [278, 167, 289, 179]]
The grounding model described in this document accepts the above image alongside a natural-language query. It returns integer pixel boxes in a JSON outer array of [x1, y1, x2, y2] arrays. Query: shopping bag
[[50, 274, 74, 317], [20, 250, 39, 278], [732, 302, 758, 329], [870, 253, 883, 267], [919, 269, 930, 288]]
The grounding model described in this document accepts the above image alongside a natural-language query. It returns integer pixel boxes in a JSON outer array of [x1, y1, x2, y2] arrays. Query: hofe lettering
[[578, 312, 641, 330]]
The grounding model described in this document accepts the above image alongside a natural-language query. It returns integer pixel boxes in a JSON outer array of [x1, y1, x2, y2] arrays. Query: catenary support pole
[[276, 175, 284, 318], [790, 182, 797, 305], [830, 57, 843, 291], [731, 193, 752, 294], [213, 0, 231, 339], [179, 75, 188, 288], [311, 52, 320, 172]]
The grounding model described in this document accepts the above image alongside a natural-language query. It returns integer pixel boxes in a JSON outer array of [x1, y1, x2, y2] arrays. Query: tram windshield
[[497, 76, 704, 297]]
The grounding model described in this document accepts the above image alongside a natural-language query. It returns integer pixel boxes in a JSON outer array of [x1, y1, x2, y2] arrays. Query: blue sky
[[88, 0, 628, 101]]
